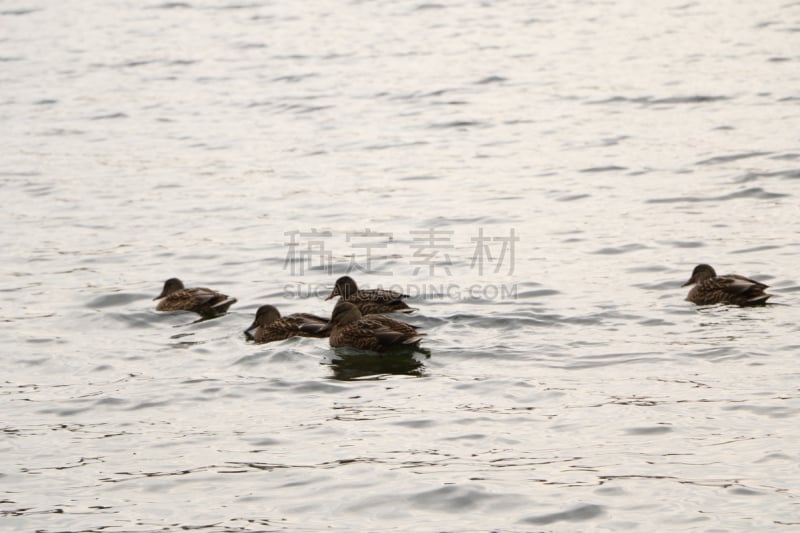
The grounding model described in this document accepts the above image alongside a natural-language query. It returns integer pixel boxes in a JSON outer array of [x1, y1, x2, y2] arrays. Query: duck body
[[154, 278, 237, 317], [322, 302, 425, 352], [326, 276, 415, 315], [682, 264, 771, 306], [245, 305, 329, 343]]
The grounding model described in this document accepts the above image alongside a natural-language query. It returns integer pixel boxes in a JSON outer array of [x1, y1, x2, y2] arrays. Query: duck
[[244, 305, 329, 343], [153, 278, 237, 317], [682, 264, 771, 306], [318, 301, 425, 352], [325, 275, 415, 315]]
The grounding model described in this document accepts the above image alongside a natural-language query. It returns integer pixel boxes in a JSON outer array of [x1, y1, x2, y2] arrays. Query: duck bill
[[153, 293, 165, 301], [317, 321, 334, 333], [244, 323, 258, 340], [681, 279, 693, 287], [324, 289, 338, 301]]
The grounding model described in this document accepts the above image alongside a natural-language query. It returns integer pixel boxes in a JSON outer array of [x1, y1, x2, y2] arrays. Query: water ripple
[[647, 187, 789, 203], [696, 152, 772, 165], [522, 504, 606, 525]]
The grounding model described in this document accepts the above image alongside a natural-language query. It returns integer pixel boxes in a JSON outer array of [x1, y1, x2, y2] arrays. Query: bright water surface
[[2, 0, 800, 531]]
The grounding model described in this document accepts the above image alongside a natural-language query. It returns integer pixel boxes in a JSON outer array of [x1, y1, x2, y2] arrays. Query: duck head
[[325, 275, 358, 300], [154, 278, 184, 300], [682, 264, 717, 287], [244, 305, 281, 338], [318, 301, 362, 333]]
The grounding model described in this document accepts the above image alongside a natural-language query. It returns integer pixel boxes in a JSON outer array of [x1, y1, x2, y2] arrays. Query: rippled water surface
[[2, 0, 800, 531]]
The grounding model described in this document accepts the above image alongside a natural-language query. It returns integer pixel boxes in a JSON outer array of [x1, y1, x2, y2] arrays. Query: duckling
[[154, 278, 237, 317], [325, 275, 415, 314], [682, 264, 771, 306], [320, 301, 425, 352], [244, 304, 329, 343]]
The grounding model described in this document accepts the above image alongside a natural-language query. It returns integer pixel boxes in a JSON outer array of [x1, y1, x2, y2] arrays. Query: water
[[2, 0, 800, 530]]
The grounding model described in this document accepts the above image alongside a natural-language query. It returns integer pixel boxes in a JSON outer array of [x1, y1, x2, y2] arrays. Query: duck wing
[[373, 329, 425, 346], [351, 289, 409, 304], [292, 313, 329, 324], [357, 317, 425, 348], [693, 276, 771, 305], [289, 313, 331, 337], [187, 287, 237, 309], [713, 276, 768, 296], [724, 274, 768, 290], [251, 315, 331, 343], [370, 314, 421, 333]]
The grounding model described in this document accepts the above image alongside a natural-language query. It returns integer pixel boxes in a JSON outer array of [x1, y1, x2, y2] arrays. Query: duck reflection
[[326, 346, 429, 380]]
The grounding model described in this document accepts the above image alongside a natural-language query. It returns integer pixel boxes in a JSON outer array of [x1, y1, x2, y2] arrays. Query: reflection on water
[[2, 0, 800, 531], [326, 346, 429, 381]]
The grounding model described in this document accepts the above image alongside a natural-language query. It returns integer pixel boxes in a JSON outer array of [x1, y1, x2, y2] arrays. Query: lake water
[[2, 0, 800, 531]]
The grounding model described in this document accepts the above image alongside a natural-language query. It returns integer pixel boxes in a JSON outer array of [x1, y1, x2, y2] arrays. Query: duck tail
[[211, 297, 238, 309], [402, 334, 427, 345], [746, 293, 771, 306]]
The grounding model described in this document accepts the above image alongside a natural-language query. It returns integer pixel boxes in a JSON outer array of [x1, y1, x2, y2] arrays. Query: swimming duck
[[319, 301, 425, 352], [154, 278, 237, 317], [244, 305, 329, 343], [682, 264, 771, 306], [325, 275, 415, 314]]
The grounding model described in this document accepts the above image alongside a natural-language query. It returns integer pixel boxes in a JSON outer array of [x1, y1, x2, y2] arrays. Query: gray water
[[2, 1, 800, 531]]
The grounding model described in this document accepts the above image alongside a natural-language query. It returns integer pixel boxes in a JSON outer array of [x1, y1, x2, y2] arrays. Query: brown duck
[[325, 275, 415, 315], [319, 301, 425, 352], [682, 264, 771, 306], [154, 278, 237, 317], [244, 305, 329, 343]]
